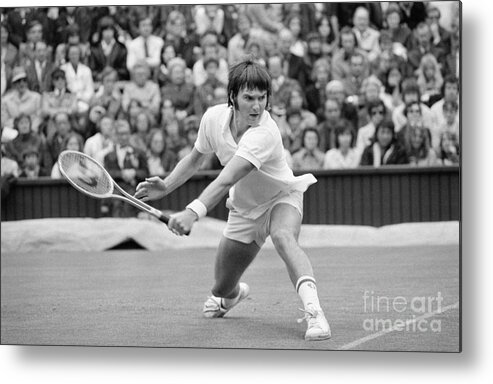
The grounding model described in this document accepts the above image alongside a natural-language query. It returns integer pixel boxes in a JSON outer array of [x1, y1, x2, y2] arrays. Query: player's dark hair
[[227, 57, 271, 109]]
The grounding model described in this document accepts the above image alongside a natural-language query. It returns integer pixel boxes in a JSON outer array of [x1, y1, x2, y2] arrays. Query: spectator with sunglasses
[[356, 100, 387, 156]]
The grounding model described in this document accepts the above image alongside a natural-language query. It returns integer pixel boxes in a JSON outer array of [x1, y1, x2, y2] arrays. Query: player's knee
[[271, 228, 296, 252]]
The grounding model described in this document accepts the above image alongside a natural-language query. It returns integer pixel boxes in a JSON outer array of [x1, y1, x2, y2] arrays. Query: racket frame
[[58, 150, 169, 224]]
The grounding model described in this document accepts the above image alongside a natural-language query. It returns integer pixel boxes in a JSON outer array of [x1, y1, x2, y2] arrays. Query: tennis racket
[[58, 150, 170, 225]]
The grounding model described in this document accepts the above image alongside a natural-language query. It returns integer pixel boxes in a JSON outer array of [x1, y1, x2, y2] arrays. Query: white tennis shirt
[[195, 104, 317, 219]]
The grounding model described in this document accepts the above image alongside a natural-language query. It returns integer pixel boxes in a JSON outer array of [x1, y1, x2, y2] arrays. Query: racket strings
[[59, 151, 113, 196]]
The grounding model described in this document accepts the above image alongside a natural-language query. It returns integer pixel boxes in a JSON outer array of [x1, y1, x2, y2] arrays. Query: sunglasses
[[371, 110, 384, 115], [14, 78, 27, 83], [408, 109, 421, 113]]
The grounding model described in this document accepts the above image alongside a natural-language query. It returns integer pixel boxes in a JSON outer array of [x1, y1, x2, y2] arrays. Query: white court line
[[338, 301, 460, 350]]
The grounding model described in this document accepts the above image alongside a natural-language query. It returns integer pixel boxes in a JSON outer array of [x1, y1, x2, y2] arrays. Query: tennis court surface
[[1, 218, 459, 351]]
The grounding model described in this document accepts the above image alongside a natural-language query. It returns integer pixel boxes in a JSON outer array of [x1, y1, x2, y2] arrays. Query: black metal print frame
[[0, 1, 461, 352]]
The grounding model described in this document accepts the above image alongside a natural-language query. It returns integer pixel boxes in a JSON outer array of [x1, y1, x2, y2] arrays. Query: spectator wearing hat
[[1, 22, 19, 94], [127, 16, 164, 73], [392, 78, 433, 133], [161, 57, 195, 121], [25, 41, 55, 94], [360, 119, 409, 167], [4, 113, 52, 176], [61, 44, 95, 115], [122, 60, 161, 122], [41, 67, 78, 139], [89, 16, 129, 82], [1, 66, 42, 132], [331, 26, 368, 82], [352, 7, 381, 62]]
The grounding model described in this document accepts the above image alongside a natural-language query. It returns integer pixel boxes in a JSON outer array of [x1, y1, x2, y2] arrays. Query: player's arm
[[168, 155, 255, 235], [134, 147, 206, 201]]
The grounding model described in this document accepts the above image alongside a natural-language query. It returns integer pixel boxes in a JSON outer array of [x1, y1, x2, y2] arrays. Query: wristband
[[186, 199, 207, 220]]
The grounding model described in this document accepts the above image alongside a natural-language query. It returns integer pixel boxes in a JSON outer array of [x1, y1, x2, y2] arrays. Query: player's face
[[235, 88, 267, 128]]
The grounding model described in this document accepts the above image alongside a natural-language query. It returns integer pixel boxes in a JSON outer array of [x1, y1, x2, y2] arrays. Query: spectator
[[267, 54, 301, 110], [51, 132, 85, 178], [403, 125, 439, 167], [162, 57, 196, 121], [371, 31, 410, 83], [396, 1, 427, 31], [84, 114, 116, 164], [352, 7, 380, 62], [392, 78, 433, 133], [126, 16, 164, 73], [194, 5, 225, 38], [416, 53, 444, 106], [104, 119, 148, 217], [211, 86, 228, 107], [342, 52, 368, 99], [1, 134, 20, 200], [89, 16, 129, 81], [358, 75, 393, 127], [396, 101, 432, 149], [54, 23, 91, 67], [331, 26, 367, 82], [4, 113, 52, 175], [383, 4, 412, 49], [316, 16, 337, 58], [317, 98, 348, 152], [194, 57, 227, 118], [323, 123, 360, 169], [146, 128, 177, 177], [383, 66, 404, 110], [130, 111, 152, 153], [305, 32, 324, 69], [278, 28, 311, 89], [24, 41, 54, 94], [18, 20, 47, 66], [430, 75, 459, 141], [425, 5, 452, 57], [155, 43, 177, 87], [291, 127, 325, 171], [434, 100, 459, 150], [19, 148, 50, 178], [356, 100, 387, 156], [360, 119, 409, 167], [89, 66, 122, 119], [286, 87, 318, 130], [122, 60, 161, 122], [325, 80, 359, 131], [437, 131, 459, 166], [46, 111, 74, 165], [1, 22, 19, 92], [163, 10, 197, 69], [407, 22, 446, 71], [305, 58, 331, 119], [442, 13, 460, 78], [285, 13, 307, 58], [61, 44, 95, 115], [227, 13, 261, 65], [1, 66, 42, 132], [192, 32, 229, 87], [285, 110, 304, 154]]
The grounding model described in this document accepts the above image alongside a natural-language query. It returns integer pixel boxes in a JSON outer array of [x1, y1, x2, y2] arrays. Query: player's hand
[[134, 176, 167, 202], [168, 209, 197, 236]]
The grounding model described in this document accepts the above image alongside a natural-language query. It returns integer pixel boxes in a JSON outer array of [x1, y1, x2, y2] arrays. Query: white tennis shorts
[[223, 190, 303, 247]]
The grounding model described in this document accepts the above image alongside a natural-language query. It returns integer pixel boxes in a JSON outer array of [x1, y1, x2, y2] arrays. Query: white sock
[[296, 276, 321, 310], [222, 287, 241, 308]]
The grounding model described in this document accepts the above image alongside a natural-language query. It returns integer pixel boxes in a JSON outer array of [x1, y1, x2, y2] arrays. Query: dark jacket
[[89, 41, 129, 81], [360, 142, 409, 166], [104, 146, 148, 193]]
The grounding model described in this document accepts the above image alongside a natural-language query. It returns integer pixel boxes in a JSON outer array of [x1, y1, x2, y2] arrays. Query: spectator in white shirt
[[83, 114, 115, 164], [352, 7, 380, 62], [61, 44, 94, 114], [356, 100, 387, 156], [126, 16, 164, 73]]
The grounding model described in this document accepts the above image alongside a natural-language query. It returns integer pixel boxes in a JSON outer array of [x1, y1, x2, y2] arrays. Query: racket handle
[[157, 213, 190, 236]]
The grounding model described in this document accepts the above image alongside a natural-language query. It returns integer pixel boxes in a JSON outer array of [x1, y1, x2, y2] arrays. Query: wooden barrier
[[1, 166, 460, 226]]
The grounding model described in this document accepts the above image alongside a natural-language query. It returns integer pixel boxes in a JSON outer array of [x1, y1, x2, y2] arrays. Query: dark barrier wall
[[1, 166, 459, 226]]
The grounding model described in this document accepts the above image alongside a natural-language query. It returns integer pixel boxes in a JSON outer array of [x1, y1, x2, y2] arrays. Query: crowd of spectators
[[1, 3, 461, 214]]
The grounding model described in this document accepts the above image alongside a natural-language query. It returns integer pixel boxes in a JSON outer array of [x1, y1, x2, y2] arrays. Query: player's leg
[[203, 235, 260, 318], [269, 202, 331, 340]]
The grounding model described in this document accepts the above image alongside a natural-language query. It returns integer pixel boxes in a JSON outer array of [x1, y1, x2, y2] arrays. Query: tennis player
[[135, 58, 331, 341]]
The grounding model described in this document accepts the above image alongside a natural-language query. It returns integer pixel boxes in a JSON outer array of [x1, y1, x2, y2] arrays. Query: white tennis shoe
[[203, 282, 250, 318], [298, 305, 332, 341]]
